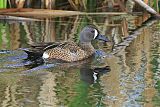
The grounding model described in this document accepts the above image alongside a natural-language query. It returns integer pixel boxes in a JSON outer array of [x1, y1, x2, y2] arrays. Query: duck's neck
[[79, 42, 95, 53]]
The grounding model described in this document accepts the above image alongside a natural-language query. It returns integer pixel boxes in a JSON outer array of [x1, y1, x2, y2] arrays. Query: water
[[0, 15, 160, 107]]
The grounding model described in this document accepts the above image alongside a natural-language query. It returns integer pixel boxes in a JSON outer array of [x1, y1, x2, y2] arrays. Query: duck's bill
[[95, 34, 110, 42]]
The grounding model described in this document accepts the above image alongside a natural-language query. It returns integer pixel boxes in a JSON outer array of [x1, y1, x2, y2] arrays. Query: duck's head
[[79, 25, 110, 43]]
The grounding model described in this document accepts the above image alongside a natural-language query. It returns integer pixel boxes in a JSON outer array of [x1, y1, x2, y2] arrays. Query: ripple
[[22, 64, 55, 73]]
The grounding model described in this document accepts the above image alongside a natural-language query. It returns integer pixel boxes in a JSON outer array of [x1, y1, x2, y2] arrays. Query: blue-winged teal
[[23, 26, 110, 62]]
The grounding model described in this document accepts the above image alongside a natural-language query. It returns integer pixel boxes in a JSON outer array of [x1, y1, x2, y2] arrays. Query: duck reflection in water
[[80, 65, 111, 84]]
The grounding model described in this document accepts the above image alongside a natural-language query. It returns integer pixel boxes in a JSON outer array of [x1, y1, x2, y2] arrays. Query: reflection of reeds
[[1, 85, 18, 107], [1, 86, 11, 107], [0, 74, 20, 107], [22, 22, 34, 44], [125, 27, 156, 106], [43, 19, 56, 42], [22, 20, 55, 44], [121, 18, 128, 37], [10, 23, 20, 49], [0, 23, 10, 49], [68, 15, 80, 41], [111, 27, 122, 46], [38, 72, 57, 107]]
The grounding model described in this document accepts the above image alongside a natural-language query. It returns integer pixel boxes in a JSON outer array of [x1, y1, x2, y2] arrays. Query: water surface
[[0, 15, 159, 107]]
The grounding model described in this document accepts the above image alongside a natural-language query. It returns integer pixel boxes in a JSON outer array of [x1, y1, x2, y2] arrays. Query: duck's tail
[[20, 48, 43, 60], [21, 42, 61, 60]]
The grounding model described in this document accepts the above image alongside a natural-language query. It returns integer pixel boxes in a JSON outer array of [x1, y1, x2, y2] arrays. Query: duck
[[23, 25, 110, 62]]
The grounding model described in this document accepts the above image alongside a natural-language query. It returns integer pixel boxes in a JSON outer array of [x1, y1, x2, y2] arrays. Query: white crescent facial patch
[[94, 29, 98, 39]]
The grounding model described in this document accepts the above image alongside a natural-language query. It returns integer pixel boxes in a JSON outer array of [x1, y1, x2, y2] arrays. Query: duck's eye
[[91, 30, 95, 33]]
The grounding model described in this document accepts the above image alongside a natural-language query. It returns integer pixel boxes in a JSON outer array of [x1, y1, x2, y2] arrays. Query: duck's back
[[43, 42, 94, 62]]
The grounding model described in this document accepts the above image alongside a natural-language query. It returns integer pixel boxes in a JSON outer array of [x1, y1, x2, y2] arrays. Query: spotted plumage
[[23, 25, 110, 62], [43, 41, 94, 62]]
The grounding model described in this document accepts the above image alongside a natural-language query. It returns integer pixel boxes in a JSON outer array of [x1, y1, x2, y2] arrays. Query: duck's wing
[[56, 42, 82, 53], [30, 42, 61, 50], [43, 42, 67, 51]]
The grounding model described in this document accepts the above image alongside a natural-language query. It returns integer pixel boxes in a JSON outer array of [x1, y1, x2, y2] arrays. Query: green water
[[0, 15, 159, 107]]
